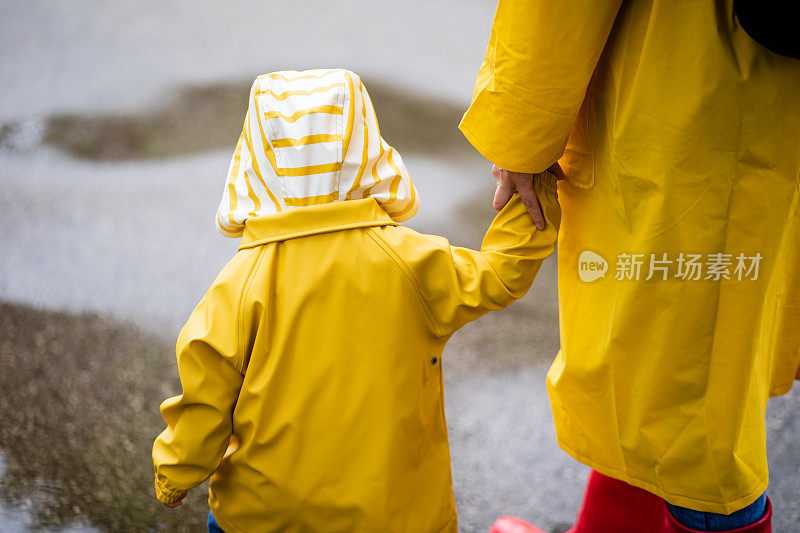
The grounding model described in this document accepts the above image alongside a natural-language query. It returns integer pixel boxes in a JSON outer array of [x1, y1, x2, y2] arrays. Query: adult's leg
[[491, 471, 774, 533], [207, 510, 226, 533], [665, 494, 771, 533], [490, 469, 666, 533]]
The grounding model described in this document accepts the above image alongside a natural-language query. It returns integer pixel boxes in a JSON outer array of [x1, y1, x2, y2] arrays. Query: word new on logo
[[578, 251, 608, 282]]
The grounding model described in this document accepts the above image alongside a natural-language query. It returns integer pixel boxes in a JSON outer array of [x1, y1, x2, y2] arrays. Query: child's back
[[153, 69, 560, 533]]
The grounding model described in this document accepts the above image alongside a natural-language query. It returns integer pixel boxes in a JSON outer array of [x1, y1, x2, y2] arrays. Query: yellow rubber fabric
[[153, 174, 561, 532], [460, 0, 800, 514]]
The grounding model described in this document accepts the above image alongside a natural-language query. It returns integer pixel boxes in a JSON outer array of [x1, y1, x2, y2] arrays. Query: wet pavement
[[0, 452, 99, 533], [0, 146, 493, 338], [1, 1, 798, 531], [0, 0, 494, 122]]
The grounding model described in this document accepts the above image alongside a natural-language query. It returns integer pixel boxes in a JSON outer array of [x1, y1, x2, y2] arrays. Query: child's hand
[[162, 489, 189, 508], [492, 163, 565, 230]]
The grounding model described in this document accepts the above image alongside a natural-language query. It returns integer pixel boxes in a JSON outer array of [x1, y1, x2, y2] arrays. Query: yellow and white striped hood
[[216, 69, 419, 238]]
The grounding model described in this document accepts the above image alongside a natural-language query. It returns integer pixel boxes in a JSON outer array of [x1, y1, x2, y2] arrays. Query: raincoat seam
[[238, 219, 397, 250], [362, 227, 442, 338], [237, 247, 267, 374], [564, 85, 597, 190]]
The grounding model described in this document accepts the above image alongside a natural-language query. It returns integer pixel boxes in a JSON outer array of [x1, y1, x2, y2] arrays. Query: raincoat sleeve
[[458, 0, 622, 173], [384, 172, 560, 338], [152, 254, 252, 504]]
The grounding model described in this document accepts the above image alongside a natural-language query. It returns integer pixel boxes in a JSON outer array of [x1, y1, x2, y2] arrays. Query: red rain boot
[[489, 516, 546, 533], [489, 469, 666, 533], [664, 498, 772, 533], [568, 470, 666, 532]]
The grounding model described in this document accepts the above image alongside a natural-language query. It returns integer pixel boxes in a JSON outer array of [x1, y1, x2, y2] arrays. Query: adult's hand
[[492, 163, 566, 230]]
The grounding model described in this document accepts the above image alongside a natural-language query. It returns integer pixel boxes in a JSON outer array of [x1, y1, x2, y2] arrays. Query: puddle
[[0, 119, 46, 153], [0, 451, 99, 533], [1, 78, 475, 163], [0, 303, 208, 531]]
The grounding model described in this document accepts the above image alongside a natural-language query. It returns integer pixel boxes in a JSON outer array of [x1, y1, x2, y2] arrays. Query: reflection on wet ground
[[1, 78, 472, 163], [0, 302, 210, 531], [0, 451, 98, 533]]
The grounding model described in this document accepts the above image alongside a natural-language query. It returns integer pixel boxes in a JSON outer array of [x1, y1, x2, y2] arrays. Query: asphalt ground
[[1, 1, 798, 531]]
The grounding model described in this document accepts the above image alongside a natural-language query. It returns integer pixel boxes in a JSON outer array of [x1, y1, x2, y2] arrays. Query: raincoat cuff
[[154, 477, 186, 504], [459, 70, 568, 174]]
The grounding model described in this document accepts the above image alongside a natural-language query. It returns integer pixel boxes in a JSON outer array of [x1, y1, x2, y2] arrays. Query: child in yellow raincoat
[[152, 68, 561, 533]]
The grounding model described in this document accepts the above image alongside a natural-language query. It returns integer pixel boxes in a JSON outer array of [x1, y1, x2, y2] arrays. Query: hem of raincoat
[[769, 380, 795, 398], [437, 511, 459, 532], [209, 506, 456, 533], [457, 120, 560, 175], [554, 437, 769, 515]]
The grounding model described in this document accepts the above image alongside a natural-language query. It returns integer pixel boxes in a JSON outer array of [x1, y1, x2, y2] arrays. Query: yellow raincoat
[[153, 69, 561, 532], [460, 0, 800, 514]]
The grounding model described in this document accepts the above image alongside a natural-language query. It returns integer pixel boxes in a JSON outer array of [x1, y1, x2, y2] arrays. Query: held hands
[[492, 163, 566, 230], [162, 489, 189, 508]]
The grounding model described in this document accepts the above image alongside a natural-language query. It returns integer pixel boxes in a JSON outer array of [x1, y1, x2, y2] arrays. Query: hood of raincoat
[[216, 69, 418, 238]]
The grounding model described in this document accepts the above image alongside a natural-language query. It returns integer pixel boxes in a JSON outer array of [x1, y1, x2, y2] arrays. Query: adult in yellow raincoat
[[459, 1, 800, 531], [152, 69, 562, 532]]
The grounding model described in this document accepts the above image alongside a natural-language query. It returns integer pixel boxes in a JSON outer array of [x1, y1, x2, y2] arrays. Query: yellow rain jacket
[[153, 69, 561, 532], [460, 0, 800, 514]]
